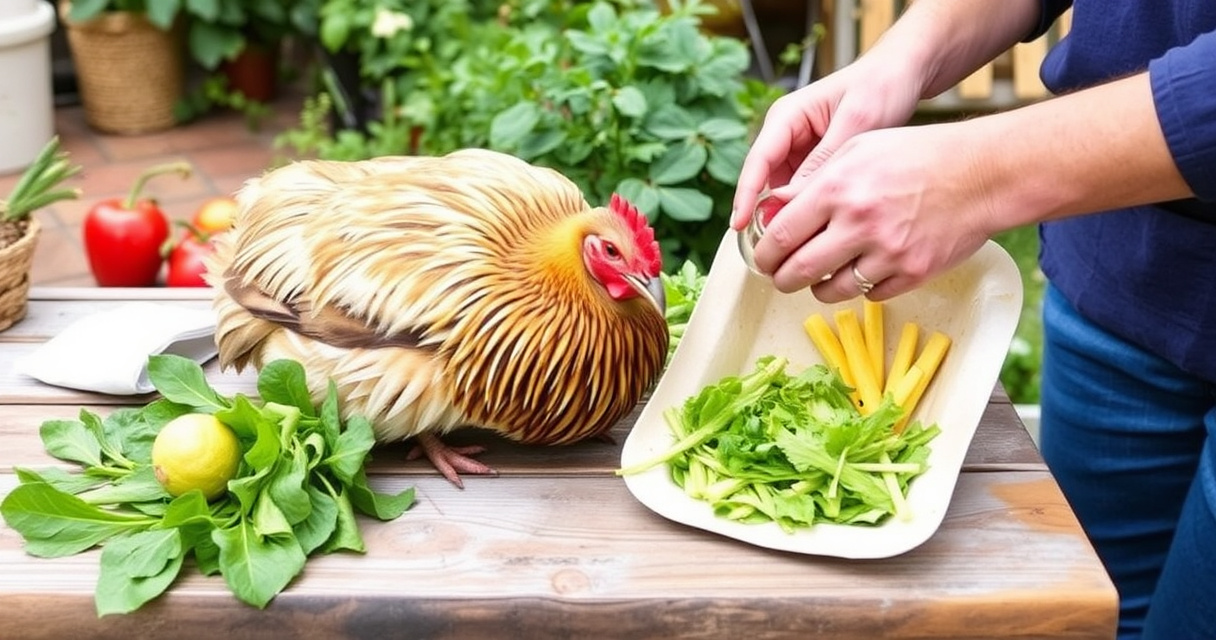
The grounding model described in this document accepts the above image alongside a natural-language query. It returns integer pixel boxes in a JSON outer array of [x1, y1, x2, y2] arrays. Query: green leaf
[[637, 21, 701, 73], [15, 466, 105, 495], [586, 3, 617, 31], [565, 30, 609, 57], [144, 0, 184, 30], [38, 419, 102, 468], [319, 12, 352, 52], [252, 491, 293, 538], [244, 415, 284, 472], [213, 520, 307, 609], [706, 139, 748, 185], [160, 491, 215, 529], [189, 22, 246, 69], [489, 102, 541, 150], [268, 447, 312, 525], [185, 0, 220, 21], [147, 354, 228, 412], [320, 488, 365, 553], [76, 466, 169, 505], [294, 485, 339, 555], [516, 130, 566, 160], [0, 483, 155, 558], [615, 178, 661, 220], [348, 469, 415, 520], [324, 416, 376, 485], [102, 407, 162, 465], [95, 529, 185, 616], [612, 86, 647, 119], [649, 141, 707, 185], [79, 410, 132, 468], [657, 187, 714, 222], [698, 118, 749, 142], [66, 0, 109, 22], [257, 360, 316, 417], [644, 105, 697, 140]]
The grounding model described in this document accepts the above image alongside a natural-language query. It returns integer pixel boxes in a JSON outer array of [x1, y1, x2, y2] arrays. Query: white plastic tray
[[620, 233, 1023, 558]]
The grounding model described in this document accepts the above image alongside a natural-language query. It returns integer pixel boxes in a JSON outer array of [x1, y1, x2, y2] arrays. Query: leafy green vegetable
[[661, 259, 707, 363], [617, 356, 939, 532], [0, 354, 415, 615]]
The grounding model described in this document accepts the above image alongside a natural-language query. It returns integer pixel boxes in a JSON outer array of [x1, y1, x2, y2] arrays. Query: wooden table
[[1, 288, 1117, 640]]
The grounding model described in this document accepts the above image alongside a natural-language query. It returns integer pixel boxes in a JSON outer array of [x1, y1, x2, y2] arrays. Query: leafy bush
[[277, 0, 782, 270]]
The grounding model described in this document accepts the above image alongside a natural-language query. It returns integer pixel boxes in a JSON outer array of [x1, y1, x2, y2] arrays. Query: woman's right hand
[[730, 56, 927, 231]]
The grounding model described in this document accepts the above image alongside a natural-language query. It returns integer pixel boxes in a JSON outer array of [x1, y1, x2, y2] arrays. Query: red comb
[[609, 193, 662, 276]]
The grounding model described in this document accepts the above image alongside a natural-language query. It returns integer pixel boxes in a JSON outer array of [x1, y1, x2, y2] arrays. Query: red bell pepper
[[83, 162, 192, 287], [165, 224, 217, 288]]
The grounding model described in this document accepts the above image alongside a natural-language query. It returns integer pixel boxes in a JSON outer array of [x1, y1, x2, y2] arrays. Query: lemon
[[151, 413, 242, 501]]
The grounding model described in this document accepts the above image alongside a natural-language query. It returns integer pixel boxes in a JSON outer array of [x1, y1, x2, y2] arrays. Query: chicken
[[206, 149, 669, 487]]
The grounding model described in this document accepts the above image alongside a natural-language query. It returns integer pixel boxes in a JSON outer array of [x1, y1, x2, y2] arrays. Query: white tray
[[620, 233, 1023, 558]]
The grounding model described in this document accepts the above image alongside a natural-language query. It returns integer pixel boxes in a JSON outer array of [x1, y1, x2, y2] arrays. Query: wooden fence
[[824, 1, 1073, 111]]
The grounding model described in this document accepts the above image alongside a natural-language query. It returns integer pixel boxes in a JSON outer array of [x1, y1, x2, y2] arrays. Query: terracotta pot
[[221, 40, 280, 103]]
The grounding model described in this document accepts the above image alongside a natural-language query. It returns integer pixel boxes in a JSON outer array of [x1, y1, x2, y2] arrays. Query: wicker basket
[[0, 218, 40, 332], [58, 3, 183, 135]]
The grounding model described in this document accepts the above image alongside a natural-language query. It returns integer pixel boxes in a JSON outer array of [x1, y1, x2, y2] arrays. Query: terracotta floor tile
[[75, 159, 209, 202], [29, 224, 90, 286], [24, 94, 305, 288], [188, 144, 277, 183], [93, 133, 178, 163]]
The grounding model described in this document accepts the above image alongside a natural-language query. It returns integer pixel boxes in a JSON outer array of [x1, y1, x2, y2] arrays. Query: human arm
[[753, 68, 1193, 302], [731, 0, 1045, 228]]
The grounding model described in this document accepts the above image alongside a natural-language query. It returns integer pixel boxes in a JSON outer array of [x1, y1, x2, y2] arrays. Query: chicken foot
[[406, 432, 497, 489]]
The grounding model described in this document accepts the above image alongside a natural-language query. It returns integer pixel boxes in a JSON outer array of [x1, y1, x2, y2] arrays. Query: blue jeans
[[1039, 284, 1216, 639]]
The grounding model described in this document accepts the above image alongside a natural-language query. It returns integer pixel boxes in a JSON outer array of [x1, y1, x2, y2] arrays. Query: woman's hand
[[731, 59, 926, 231], [749, 120, 996, 303]]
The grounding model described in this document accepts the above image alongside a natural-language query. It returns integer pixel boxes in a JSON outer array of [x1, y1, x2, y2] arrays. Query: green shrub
[[277, 0, 782, 270]]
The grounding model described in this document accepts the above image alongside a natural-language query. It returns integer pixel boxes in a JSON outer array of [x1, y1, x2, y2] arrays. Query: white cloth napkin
[[17, 301, 218, 395]]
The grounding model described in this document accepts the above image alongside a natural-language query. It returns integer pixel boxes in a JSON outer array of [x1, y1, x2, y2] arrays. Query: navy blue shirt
[[1032, 1, 1216, 383], [1031, 1, 1216, 511]]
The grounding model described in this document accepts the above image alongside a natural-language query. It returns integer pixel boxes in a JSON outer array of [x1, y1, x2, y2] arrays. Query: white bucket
[[0, 0, 56, 175]]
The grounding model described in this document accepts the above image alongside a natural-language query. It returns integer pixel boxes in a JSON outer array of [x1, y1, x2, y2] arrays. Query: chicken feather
[[208, 149, 669, 485]]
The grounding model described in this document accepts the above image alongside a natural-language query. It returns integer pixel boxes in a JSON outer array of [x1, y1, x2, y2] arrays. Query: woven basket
[[59, 4, 183, 135], [0, 218, 40, 332]]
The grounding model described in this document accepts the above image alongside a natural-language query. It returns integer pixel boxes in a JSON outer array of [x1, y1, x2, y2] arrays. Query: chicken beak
[[628, 274, 666, 314]]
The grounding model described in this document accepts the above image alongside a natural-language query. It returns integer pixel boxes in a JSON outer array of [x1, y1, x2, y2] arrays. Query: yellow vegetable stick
[[834, 309, 882, 415], [891, 363, 924, 409], [894, 331, 952, 433], [863, 299, 884, 388], [884, 322, 920, 396], [803, 314, 859, 405]]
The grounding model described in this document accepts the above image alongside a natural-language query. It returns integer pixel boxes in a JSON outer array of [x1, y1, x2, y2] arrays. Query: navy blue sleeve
[[1023, 0, 1073, 41], [1150, 29, 1216, 202]]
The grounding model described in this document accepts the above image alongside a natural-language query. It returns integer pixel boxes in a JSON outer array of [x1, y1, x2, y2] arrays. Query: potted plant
[[59, 1, 186, 134], [0, 0, 57, 174], [0, 137, 81, 331]]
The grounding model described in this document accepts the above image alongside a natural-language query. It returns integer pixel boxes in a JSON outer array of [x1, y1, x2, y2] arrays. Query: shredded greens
[[618, 356, 940, 532], [661, 260, 707, 363]]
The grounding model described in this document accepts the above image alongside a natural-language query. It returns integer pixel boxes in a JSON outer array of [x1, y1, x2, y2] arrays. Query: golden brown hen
[[206, 149, 669, 487]]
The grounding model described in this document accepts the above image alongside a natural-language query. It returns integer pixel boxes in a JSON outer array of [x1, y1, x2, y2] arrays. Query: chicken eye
[[604, 241, 621, 260]]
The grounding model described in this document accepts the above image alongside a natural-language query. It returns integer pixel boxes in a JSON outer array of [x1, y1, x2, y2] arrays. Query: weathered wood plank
[[0, 298, 215, 343], [0, 344, 257, 404], [0, 472, 1117, 640]]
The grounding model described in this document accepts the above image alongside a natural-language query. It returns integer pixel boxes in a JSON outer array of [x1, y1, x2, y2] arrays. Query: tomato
[[166, 226, 217, 288], [192, 196, 238, 233], [83, 162, 191, 287]]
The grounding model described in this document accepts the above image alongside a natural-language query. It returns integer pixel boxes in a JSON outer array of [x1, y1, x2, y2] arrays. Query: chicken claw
[[406, 433, 497, 489]]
